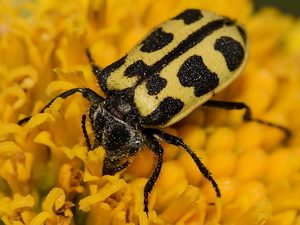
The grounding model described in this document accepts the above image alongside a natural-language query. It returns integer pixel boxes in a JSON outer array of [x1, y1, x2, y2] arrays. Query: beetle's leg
[[203, 100, 291, 137], [142, 133, 164, 214], [18, 88, 104, 125], [86, 49, 94, 64], [102, 158, 131, 175], [144, 128, 221, 199], [81, 114, 92, 151], [86, 50, 101, 76], [86, 49, 103, 84]]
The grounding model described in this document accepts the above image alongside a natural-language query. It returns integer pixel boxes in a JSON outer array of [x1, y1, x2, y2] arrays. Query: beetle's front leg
[[143, 133, 164, 214], [86, 49, 103, 85]]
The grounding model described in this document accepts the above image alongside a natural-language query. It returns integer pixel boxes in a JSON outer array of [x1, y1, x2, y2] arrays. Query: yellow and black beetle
[[19, 9, 290, 213]]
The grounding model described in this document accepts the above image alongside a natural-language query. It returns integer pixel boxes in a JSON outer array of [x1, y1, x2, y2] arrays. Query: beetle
[[18, 9, 290, 213]]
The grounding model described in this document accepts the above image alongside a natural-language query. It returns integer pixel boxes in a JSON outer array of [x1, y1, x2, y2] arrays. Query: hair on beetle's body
[[18, 9, 290, 213]]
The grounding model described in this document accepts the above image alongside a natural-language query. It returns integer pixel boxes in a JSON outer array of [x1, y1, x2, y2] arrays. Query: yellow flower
[[1, 0, 300, 224]]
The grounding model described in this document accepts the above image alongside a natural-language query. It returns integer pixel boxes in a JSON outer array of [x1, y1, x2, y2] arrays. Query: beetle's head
[[89, 104, 143, 161]]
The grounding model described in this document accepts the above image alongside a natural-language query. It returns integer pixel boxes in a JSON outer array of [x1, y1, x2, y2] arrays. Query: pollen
[[0, 0, 299, 224]]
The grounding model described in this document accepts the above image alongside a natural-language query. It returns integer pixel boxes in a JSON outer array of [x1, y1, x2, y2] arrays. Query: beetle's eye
[[134, 140, 142, 145]]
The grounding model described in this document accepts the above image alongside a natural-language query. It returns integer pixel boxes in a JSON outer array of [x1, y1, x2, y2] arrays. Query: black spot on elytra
[[178, 55, 219, 97], [146, 75, 167, 95], [172, 9, 203, 25], [140, 28, 174, 53], [214, 36, 245, 71], [124, 60, 151, 77], [141, 97, 184, 126], [99, 55, 127, 92], [152, 19, 235, 73]]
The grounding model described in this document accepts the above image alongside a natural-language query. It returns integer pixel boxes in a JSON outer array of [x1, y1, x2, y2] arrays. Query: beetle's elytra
[[18, 9, 290, 213]]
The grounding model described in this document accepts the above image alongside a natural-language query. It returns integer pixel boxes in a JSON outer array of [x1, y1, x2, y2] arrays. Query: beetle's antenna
[[18, 88, 105, 125], [81, 114, 92, 151]]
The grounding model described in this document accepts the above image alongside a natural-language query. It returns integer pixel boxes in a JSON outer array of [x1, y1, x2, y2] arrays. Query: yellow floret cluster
[[0, 0, 300, 224]]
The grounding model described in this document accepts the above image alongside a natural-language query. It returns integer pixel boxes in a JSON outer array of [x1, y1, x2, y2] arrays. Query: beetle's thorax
[[104, 91, 140, 124]]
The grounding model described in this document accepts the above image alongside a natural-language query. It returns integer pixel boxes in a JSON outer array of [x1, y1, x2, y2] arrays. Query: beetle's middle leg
[[203, 100, 290, 137]]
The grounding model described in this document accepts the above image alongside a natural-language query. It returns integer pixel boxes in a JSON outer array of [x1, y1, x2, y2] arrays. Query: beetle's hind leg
[[203, 100, 291, 137]]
